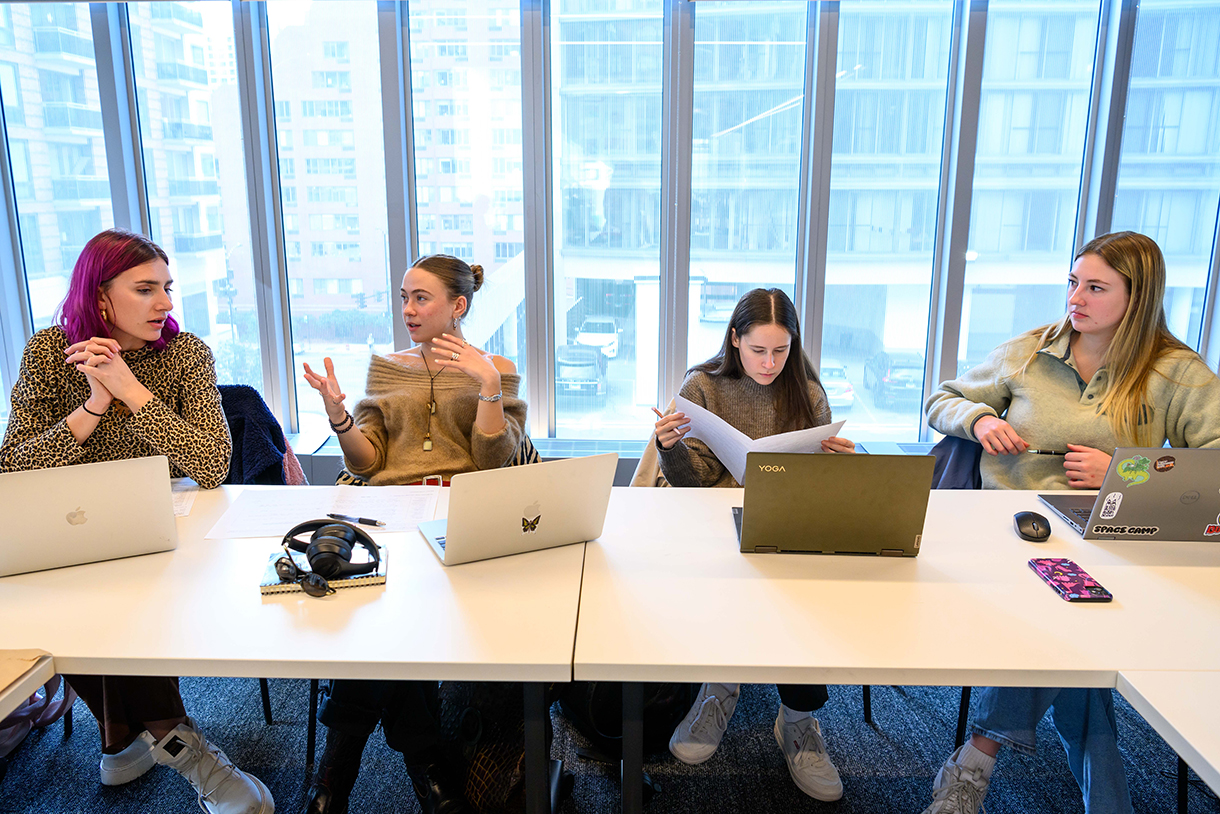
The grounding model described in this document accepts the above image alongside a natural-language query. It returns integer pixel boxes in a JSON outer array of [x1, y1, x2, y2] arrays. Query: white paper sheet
[[170, 478, 198, 517], [673, 394, 846, 485], [205, 486, 439, 539]]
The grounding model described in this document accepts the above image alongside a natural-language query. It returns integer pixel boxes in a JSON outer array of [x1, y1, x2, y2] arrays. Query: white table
[[1117, 671, 1220, 801], [0, 485, 587, 814], [575, 487, 1220, 810], [0, 651, 54, 721]]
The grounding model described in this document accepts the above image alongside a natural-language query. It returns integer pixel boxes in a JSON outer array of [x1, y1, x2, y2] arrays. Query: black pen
[[1026, 449, 1068, 456], [327, 512, 386, 527]]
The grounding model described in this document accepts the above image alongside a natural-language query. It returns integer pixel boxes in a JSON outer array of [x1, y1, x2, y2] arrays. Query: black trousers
[[317, 678, 440, 763], [65, 675, 186, 753], [775, 683, 829, 713]]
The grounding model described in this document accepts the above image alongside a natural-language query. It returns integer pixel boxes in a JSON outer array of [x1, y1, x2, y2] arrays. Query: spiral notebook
[[258, 545, 388, 594]]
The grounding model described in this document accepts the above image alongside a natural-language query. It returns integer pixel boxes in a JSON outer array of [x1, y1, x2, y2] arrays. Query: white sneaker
[[152, 718, 275, 814], [773, 709, 843, 802], [921, 746, 990, 814], [668, 682, 740, 765], [100, 730, 157, 785]]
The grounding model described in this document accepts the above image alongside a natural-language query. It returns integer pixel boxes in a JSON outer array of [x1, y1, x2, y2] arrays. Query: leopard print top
[[0, 327, 232, 488]]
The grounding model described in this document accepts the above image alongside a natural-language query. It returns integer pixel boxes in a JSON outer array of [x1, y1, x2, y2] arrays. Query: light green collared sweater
[[925, 330, 1220, 490]]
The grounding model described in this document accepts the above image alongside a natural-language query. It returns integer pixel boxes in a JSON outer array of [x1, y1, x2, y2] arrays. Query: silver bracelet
[[477, 391, 503, 403]]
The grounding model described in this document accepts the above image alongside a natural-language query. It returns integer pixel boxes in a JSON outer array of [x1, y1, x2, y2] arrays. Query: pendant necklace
[[420, 349, 443, 452]]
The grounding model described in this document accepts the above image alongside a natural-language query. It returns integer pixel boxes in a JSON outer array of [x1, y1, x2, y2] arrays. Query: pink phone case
[[1028, 558, 1113, 602]]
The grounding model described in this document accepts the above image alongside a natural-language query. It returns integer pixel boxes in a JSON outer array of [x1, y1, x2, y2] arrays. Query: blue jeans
[[971, 686, 1133, 814]]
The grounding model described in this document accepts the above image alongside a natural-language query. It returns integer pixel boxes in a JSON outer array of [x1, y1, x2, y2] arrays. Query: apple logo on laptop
[[66, 507, 87, 526], [521, 501, 541, 534]]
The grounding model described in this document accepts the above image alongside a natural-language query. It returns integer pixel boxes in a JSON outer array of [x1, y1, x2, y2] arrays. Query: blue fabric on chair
[[219, 385, 290, 485], [930, 434, 983, 491]]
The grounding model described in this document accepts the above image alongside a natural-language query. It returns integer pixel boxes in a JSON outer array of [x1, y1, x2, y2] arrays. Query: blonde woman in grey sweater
[[919, 231, 1220, 814], [654, 288, 854, 802]]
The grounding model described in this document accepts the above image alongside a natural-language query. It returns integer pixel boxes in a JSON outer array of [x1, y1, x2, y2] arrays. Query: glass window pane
[[409, 1, 527, 397], [267, 0, 390, 428], [823, 1, 953, 441], [1111, 1, 1220, 347], [1, 3, 114, 330], [687, 2, 807, 370], [959, 1, 1100, 373], [129, 2, 263, 390], [552, 0, 663, 439]]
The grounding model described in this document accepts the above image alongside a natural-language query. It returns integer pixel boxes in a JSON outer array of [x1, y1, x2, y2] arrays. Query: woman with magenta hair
[[0, 229, 274, 814]]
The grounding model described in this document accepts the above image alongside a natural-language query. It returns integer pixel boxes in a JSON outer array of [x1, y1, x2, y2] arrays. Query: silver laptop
[[418, 453, 617, 566], [734, 451, 934, 556], [0, 456, 179, 577], [1039, 447, 1220, 541]]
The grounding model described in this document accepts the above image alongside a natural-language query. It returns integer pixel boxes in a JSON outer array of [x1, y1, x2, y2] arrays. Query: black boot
[[302, 728, 370, 814], [404, 758, 471, 814]]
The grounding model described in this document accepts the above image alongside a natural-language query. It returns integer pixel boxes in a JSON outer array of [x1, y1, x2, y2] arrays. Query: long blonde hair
[[1019, 231, 1197, 445]]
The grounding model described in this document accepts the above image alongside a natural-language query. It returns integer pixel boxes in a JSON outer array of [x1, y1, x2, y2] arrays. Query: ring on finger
[[451, 351, 460, 361]]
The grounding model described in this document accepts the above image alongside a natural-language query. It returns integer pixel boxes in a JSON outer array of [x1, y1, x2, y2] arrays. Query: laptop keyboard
[[1071, 508, 1092, 522], [436, 536, 446, 550]]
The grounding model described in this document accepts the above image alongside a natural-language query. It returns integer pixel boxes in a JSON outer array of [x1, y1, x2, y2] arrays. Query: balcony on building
[[156, 60, 209, 87], [32, 27, 94, 68], [167, 178, 220, 197], [149, 3, 204, 30], [173, 232, 224, 253], [51, 176, 110, 202], [42, 102, 103, 134], [163, 119, 214, 141]]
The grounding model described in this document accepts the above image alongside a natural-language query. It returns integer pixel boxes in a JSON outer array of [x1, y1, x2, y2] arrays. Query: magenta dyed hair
[[58, 229, 178, 350]]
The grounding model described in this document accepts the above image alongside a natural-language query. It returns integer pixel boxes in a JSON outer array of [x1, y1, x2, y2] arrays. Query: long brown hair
[[1019, 231, 1200, 445], [691, 288, 824, 432]]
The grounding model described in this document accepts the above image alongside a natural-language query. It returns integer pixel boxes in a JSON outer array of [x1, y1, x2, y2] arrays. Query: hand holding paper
[[674, 394, 847, 485]]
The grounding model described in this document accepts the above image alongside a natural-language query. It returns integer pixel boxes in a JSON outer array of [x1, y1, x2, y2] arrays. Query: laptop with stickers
[[733, 451, 934, 556], [1038, 447, 1220, 541], [418, 453, 617, 566]]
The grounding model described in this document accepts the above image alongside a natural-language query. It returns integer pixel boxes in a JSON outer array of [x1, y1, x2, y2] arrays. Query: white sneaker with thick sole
[[100, 730, 157, 786], [773, 709, 843, 802], [668, 682, 740, 765], [920, 746, 990, 814], [152, 718, 275, 814]]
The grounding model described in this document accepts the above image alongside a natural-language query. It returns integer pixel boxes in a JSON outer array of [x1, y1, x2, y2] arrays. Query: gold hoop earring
[[101, 308, 109, 324]]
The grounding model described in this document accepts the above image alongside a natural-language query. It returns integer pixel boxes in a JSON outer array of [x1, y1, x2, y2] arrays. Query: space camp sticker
[[1098, 491, 1123, 519], [1154, 455, 1176, 472]]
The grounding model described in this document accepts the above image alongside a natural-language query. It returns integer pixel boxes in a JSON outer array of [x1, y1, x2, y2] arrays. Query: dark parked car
[[556, 344, 608, 404], [863, 350, 924, 408]]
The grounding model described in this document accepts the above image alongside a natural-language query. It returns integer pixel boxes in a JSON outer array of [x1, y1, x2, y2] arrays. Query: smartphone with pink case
[[1028, 557, 1113, 602]]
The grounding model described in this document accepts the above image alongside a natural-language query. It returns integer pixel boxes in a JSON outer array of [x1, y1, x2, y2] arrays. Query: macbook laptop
[[418, 453, 617, 566], [1039, 447, 1220, 541], [0, 456, 179, 577], [734, 451, 935, 556]]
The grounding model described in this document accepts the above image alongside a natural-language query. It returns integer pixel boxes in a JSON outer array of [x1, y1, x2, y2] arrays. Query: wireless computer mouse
[[1014, 511, 1051, 542]]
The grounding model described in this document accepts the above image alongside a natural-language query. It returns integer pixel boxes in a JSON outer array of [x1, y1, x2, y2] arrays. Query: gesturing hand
[[652, 407, 691, 450], [1064, 444, 1112, 489], [431, 333, 500, 390], [973, 415, 1029, 456], [302, 357, 348, 421]]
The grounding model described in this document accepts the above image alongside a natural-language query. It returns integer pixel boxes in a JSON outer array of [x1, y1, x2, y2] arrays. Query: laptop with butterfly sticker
[[418, 453, 617, 566]]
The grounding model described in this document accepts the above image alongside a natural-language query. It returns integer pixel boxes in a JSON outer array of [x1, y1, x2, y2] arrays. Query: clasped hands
[[972, 414, 1110, 488], [65, 337, 148, 411]]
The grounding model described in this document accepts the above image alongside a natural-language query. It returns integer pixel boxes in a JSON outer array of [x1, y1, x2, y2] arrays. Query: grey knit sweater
[[925, 330, 1220, 490], [657, 370, 832, 488]]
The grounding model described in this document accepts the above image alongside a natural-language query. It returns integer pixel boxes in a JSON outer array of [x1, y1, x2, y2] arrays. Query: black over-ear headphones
[[281, 519, 380, 579]]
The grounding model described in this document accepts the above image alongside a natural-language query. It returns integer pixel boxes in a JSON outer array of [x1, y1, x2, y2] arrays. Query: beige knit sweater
[[346, 354, 525, 485]]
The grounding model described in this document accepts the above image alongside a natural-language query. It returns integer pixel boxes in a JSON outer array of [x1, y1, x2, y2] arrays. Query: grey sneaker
[[921, 746, 990, 814], [100, 730, 157, 786], [152, 718, 274, 814], [668, 682, 740, 765], [773, 709, 843, 801]]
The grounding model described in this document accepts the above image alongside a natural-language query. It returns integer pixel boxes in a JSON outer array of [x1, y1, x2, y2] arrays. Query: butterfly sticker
[[521, 515, 541, 534]]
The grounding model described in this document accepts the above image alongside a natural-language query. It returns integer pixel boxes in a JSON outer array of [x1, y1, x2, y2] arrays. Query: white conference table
[[1117, 671, 1220, 798], [0, 651, 54, 721], [576, 487, 1220, 811], [0, 485, 586, 814]]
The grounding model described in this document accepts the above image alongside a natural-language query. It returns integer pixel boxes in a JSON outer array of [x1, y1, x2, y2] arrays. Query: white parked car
[[575, 316, 620, 358], [820, 358, 855, 414]]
